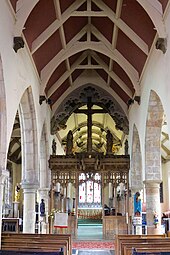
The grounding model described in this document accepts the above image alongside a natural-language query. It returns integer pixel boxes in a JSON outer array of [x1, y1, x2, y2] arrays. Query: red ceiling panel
[[96, 69, 108, 82], [91, 17, 114, 43], [72, 69, 84, 82], [102, 0, 117, 12], [110, 78, 130, 103], [121, 0, 156, 48], [113, 61, 134, 93], [96, 52, 110, 66], [50, 79, 70, 104], [45, 61, 67, 93], [64, 17, 88, 44], [59, 0, 75, 14], [33, 30, 62, 74], [77, 2, 87, 11], [24, 0, 56, 49], [69, 52, 85, 66], [117, 30, 147, 75], [159, 0, 169, 12], [91, 2, 102, 11], [10, 0, 17, 11]]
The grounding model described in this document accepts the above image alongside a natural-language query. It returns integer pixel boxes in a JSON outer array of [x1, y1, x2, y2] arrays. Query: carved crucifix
[[74, 97, 107, 153]]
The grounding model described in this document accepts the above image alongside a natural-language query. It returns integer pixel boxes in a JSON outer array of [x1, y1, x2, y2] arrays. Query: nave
[[1, 0, 170, 254]]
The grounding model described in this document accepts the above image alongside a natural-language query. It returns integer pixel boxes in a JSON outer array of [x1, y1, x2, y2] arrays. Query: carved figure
[[40, 199, 45, 216], [14, 184, 20, 202], [52, 139, 56, 155], [134, 192, 142, 216], [125, 139, 129, 155], [66, 130, 73, 155], [106, 130, 113, 154]]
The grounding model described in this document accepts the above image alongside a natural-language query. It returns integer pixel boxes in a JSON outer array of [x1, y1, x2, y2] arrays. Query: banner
[[54, 212, 68, 228]]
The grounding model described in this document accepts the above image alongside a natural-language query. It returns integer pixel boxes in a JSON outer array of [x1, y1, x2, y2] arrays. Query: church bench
[[132, 247, 170, 254], [123, 242, 170, 255], [0, 251, 63, 255], [115, 235, 167, 255], [1, 233, 72, 255]]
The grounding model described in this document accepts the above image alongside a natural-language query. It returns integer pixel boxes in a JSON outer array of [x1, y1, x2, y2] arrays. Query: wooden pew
[[133, 247, 170, 254], [1, 233, 72, 255], [123, 242, 170, 255], [115, 234, 167, 255]]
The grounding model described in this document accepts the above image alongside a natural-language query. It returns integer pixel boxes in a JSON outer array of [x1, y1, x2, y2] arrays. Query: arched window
[[79, 173, 101, 208]]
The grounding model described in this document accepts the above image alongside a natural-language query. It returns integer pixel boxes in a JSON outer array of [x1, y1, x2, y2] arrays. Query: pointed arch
[[131, 124, 143, 189], [19, 87, 38, 185], [145, 90, 164, 181], [39, 122, 50, 189], [0, 56, 7, 174]]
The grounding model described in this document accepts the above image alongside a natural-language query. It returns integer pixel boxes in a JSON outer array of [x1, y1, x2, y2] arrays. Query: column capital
[[143, 180, 162, 188], [21, 180, 39, 192], [0, 170, 9, 184]]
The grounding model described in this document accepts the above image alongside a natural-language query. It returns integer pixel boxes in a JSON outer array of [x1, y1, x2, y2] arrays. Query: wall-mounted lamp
[[13, 37, 24, 53], [39, 95, 52, 105], [127, 96, 140, 106]]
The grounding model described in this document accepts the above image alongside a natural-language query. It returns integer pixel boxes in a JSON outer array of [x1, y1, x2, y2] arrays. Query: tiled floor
[[73, 224, 114, 255], [77, 225, 103, 240]]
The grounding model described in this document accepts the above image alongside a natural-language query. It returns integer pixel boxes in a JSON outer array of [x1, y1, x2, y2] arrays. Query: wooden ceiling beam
[[137, 0, 166, 38], [41, 41, 139, 95], [92, 0, 148, 55], [31, 0, 86, 53], [51, 69, 128, 115], [47, 52, 88, 97], [14, 0, 40, 36]]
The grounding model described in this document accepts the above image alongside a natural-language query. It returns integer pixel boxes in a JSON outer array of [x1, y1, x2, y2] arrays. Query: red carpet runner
[[72, 241, 115, 250]]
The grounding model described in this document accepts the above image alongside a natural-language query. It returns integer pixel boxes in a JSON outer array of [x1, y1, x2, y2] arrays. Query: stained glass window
[[78, 173, 101, 207]]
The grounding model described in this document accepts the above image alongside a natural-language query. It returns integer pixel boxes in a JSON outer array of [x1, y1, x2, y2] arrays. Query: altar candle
[[56, 182, 60, 192], [109, 183, 113, 199], [67, 182, 72, 198]]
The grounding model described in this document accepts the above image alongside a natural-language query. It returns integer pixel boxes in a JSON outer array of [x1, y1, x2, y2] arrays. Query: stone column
[[0, 170, 9, 249], [144, 180, 161, 234], [22, 182, 38, 233]]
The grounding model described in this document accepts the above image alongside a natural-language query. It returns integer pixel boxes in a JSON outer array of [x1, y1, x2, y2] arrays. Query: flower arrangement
[[153, 211, 159, 228], [49, 208, 60, 219]]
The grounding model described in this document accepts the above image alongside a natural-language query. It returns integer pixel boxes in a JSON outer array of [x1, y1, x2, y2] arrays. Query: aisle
[[77, 225, 103, 240]]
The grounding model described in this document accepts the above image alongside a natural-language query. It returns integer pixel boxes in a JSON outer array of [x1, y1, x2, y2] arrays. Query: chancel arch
[[19, 87, 39, 233], [38, 123, 50, 225], [0, 55, 7, 247], [145, 90, 164, 234]]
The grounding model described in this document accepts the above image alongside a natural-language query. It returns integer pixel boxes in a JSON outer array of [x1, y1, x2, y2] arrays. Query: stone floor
[[72, 224, 114, 255], [77, 250, 114, 255]]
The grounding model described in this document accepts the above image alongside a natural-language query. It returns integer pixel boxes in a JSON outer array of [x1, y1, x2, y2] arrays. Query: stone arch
[[0, 56, 7, 174], [19, 86, 39, 233], [39, 123, 49, 189], [145, 90, 164, 181], [0, 55, 7, 247], [38, 123, 50, 224], [131, 124, 143, 189], [145, 89, 164, 233]]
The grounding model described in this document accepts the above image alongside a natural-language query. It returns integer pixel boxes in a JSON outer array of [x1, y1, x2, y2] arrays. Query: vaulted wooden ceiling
[[10, 0, 168, 111], [9, 0, 169, 156]]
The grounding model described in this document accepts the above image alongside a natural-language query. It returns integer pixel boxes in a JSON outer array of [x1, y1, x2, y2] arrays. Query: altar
[[78, 208, 102, 219]]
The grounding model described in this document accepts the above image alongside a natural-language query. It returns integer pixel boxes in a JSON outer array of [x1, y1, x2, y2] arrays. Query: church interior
[[1, 0, 170, 254]]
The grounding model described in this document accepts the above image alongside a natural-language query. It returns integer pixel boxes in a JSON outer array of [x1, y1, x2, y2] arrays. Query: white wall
[[0, 1, 52, 159], [129, 7, 170, 182]]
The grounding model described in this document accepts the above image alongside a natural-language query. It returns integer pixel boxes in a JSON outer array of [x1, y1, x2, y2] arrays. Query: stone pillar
[[144, 180, 161, 234], [0, 170, 9, 249], [22, 182, 38, 233]]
